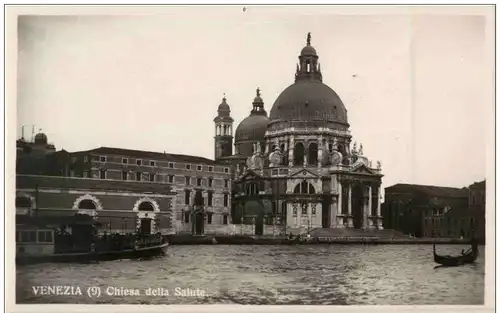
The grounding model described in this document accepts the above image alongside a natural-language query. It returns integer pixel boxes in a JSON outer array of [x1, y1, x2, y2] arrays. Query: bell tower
[[214, 94, 234, 160]]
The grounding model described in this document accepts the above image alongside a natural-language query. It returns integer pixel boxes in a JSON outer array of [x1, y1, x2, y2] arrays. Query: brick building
[[16, 139, 234, 235], [16, 175, 176, 235], [382, 184, 469, 237]]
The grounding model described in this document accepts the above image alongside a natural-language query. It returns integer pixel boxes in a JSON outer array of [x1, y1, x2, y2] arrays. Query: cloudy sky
[[16, 6, 492, 190]]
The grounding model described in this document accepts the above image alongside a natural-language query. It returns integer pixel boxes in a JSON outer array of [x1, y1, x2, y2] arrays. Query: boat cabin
[[16, 227, 55, 256]]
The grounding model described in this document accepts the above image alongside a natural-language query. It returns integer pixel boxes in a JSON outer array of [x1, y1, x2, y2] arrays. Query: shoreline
[[166, 235, 482, 245]]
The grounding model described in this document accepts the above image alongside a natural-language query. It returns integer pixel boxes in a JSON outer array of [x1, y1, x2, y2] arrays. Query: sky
[[16, 6, 492, 190]]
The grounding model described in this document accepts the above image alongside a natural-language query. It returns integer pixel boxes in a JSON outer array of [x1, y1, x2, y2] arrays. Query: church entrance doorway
[[255, 214, 264, 235], [321, 197, 331, 228]]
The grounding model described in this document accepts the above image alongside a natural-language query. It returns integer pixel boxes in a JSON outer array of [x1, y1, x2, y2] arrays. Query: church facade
[[216, 33, 384, 235]]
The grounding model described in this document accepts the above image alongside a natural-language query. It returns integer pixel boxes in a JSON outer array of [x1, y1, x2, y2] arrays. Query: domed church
[[213, 33, 383, 235]]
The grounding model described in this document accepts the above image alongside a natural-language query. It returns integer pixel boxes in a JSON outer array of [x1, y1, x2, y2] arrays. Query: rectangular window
[[224, 168, 229, 173], [208, 166, 214, 172], [223, 194, 228, 207], [207, 213, 212, 224], [168, 162, 174, 168], [149, 173, 155, 182], [136, 172, 142, 181], [122, 171, 128, 180], [186, 164, 191, 170], [184, 211, 190, 223], [150, 160, 156, 166], [168, 175, 174, 183], [83, 171, 88, 178], [224, 179, 229, 188], [100, 169, 106, 179], [84, 156, 89, 163], [99, 156, 106, 162], [122, 158, 128, 164], [185, 176, 190, 185], [185, 191, 191, 205], [208, 178, 213, 187], [137, 159, 142, 166], [21, 231, 37, 243], [197, 177, 202, 186], [197, 165, 202, 171], [38, 231, 53, 243], [223, 214, 228, 225], [208, 191, 213, 206]]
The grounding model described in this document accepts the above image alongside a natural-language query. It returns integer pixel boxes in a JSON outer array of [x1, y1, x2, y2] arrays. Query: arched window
[[294, 143, 305, 166], [293, 181, 316, 194], [16, 196, 31, 208], [308, 143, 318, 166], [138, 202, 155, 211], [78, 199, 97, 210]]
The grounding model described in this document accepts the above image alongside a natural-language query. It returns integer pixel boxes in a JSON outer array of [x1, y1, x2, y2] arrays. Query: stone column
[[376, 184, 383, 230], [365, 185, 372, 229], [347, 183, 353, 227], [265, 142, 269, 154], [330, 197, 336, 228], [337, 180, 343, 215], [288, 136, 294, 167], [318, 136, 323, 169]]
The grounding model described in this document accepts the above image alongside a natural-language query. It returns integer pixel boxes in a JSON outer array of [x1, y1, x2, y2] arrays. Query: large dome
[[268, 32, 350, 129], [269, 80, 348, 126]]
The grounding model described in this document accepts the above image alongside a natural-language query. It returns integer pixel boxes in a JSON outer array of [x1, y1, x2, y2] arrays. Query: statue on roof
[[307, 32, 311, 46], [256, 87, 261, 97]]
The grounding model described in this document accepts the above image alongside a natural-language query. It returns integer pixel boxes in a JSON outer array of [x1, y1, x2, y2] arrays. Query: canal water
[[16, 244, 485, 305]]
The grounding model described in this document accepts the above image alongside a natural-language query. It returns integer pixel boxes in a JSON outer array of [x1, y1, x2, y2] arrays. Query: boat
[[433, 238, 478, 266], [16, 214, 169, 265]]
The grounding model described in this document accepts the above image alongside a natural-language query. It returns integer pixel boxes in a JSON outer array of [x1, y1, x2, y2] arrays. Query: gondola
[[433, 239, 478, 267]]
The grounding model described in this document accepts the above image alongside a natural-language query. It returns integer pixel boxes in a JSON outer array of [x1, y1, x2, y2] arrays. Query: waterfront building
[[382, 184, 469, 237], [228, 33, 384, 235], [420, 181, 485, 243], [16, 174, 175, 235], [16, 135, 233, 235]]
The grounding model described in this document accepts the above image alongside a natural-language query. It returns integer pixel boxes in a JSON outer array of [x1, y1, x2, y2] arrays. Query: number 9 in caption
[[87, 286, 101, 298]]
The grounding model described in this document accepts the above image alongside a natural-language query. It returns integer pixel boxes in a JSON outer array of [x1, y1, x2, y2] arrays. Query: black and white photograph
[[5, 4, 495, 310]]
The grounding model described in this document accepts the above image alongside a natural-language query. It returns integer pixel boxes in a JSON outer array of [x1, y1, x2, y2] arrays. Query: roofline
[[68, 147, 217, 165]]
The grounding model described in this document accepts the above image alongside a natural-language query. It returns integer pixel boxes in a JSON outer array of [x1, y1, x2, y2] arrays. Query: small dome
[[34, 132, 47, 144], [301, 45, 317, 56], [235, 88, 269, 143], [235, 114, 269, 143], [217, 96, 231, 116]]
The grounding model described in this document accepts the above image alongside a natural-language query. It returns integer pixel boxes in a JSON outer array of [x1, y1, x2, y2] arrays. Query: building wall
[[16, 175, 176, 235], [469, 181, 486, 243], [383, 186, 469, 237], [72, 150, 233, 234]]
